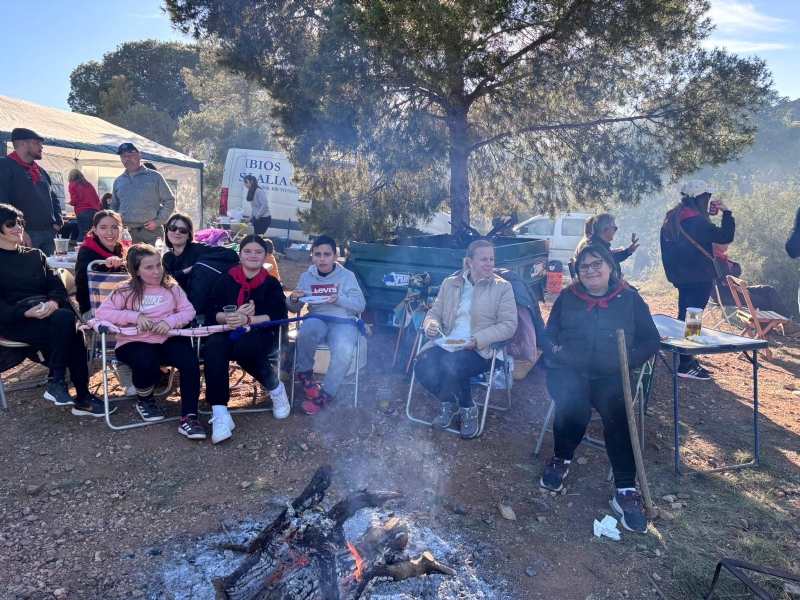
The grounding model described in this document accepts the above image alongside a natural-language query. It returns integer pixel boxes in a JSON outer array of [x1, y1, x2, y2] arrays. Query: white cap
[[680, 180, 718, 198]]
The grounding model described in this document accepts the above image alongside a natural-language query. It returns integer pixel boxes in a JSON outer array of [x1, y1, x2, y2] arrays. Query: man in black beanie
[[0, 128, 62, 255]]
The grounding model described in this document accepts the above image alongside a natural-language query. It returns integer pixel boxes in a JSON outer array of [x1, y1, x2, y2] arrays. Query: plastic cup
[[54, 237, 70, 257], [684, 307, 703, 339], [223, 305, 238, 313]]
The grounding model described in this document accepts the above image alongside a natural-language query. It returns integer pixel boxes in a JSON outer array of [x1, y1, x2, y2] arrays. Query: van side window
[[528, 219, 555, 236], [561, 219, 585, 237]]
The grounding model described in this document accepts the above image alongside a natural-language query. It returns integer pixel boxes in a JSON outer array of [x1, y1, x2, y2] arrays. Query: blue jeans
[[27, 228, 56, 256], [75, 210, 97, 242], [295, 318, 358, 395]]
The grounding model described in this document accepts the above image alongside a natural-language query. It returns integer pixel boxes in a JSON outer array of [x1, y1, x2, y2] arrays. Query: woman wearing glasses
[[539, 243, 659, 533], [0, 203, 114, 417]]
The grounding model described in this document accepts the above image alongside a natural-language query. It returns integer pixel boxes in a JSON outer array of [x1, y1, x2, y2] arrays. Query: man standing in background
[[0, 128, 62, 255], [111, 143, 175, 243]]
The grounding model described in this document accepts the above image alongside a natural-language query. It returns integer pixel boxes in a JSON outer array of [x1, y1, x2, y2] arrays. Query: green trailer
[[345, 234, 549, 317]]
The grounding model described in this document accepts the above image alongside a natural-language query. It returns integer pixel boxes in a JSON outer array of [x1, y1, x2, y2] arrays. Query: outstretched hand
[[628, 233, 640, 254]]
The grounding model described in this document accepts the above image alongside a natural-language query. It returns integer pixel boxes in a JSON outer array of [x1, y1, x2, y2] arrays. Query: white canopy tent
[[0, 94, 203, 227]]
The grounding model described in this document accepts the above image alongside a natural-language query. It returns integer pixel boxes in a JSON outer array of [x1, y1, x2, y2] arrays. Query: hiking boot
[[269, 382, 290, 419], [136, 400, 165, 422], [178, 415, 207, 440], [301, 389, 333, 415], [44, 380, 74, 406], [432, 402, 460, 429], [297, 370, 321, 400], [459, 405, 480, 439], [209, 414, 233, 444], [611, 490, 648, 533], [72, 394, 116, 418], [677, 362, 711, 380], [540, 456, 570, 492]]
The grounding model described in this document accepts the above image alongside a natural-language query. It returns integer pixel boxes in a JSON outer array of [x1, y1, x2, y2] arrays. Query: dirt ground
[[1, 256, 799, 599]]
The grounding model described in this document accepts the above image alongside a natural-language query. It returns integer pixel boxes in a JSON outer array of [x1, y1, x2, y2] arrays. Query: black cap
[[116, 142, 140, 155], [11, 128, 44, 142]]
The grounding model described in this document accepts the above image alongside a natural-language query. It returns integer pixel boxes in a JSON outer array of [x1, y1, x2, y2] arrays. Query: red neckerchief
[[714, 250, 733, 270], [679, 206, 700, 221], [569, 282, 625, 311], [229, 265, 269, 306], [7, 151, 42, 185], [82, 234, 122, 261]]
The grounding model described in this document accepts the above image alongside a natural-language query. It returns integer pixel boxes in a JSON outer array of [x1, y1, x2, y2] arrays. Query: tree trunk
[[448, 111, 471, 233]]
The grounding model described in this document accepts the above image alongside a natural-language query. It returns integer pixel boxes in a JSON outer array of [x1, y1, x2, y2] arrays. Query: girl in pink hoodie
[[95, 244, 205, 440]]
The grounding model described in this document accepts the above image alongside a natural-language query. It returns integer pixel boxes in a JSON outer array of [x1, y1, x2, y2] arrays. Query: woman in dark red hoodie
[[67, 169, 101, 242], [660, 180, 735, 380]]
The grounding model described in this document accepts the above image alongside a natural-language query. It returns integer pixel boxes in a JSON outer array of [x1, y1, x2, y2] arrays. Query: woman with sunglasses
[[0, 203, 113, 417], [539, 243, 659, 534]]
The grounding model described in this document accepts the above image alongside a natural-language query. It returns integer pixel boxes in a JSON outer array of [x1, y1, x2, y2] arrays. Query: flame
[[347, 541, 364, 581]]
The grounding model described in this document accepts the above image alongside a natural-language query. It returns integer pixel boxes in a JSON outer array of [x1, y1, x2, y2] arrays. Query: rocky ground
[[1, 256, 799, 599]]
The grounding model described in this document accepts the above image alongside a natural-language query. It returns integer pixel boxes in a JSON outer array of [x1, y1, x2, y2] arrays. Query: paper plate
[[299, 296, 332, 304], [435, 337, 470, 351]]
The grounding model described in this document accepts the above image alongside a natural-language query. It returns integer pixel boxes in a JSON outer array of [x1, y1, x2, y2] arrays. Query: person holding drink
[[660, 180, 734, 380]]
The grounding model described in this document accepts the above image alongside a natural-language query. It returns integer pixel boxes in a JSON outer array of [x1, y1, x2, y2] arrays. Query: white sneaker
[[270, 382, 290, 419], [209, 415, 233, 444]]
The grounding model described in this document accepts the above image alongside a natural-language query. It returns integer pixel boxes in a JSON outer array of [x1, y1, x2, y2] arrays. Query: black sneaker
[[459, 405, 480, 439], [540, 456, 570, 491], [677, 362, 711, 380], [136, 400, 165, 422], [432, 402, 460, 429], [44, 380, 74, 406], [178, 416, 207, 440], [611, 490, 648, 533], [72, 395, 117, 418]]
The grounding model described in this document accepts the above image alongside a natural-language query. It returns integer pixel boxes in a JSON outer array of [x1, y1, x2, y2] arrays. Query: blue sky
[[0, 0, 798, 111]]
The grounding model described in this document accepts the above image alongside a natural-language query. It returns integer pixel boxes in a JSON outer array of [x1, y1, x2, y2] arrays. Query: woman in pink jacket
[[95, 244, 205, 440]]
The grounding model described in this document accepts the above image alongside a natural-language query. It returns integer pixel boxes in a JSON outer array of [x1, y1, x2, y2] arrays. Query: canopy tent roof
[[0, 94, 202, 169]]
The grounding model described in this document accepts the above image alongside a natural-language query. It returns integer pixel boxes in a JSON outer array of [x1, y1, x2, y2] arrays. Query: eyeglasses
[[607, 226, 619, 232], [167, 226, 190, 234], [577, 259, 605, 272], [3, 218, 24, 229]]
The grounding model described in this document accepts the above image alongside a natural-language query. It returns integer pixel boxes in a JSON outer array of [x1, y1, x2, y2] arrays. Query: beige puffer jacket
[[421, 270, 518, 360]]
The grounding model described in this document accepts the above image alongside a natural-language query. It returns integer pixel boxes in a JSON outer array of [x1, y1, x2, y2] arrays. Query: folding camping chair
[[405, 333, 512, 438], [86, 260, 178, 430], [288, 316, 363, 408], [704, 283, 737, 331], [727, 275, 788, 361], [0, 337, 50, 413], [532, 358, 654, 481]]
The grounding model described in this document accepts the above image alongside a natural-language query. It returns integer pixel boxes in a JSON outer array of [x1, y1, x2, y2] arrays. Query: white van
[[220, 148, 311, 244], [513, 213, 593, 265]]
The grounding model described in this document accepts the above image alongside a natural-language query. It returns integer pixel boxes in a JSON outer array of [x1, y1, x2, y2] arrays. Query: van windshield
[[519, 219, 555, 236], [561, 219, 585, 237]]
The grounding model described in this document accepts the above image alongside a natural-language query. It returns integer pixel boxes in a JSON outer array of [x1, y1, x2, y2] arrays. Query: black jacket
[[164, 242, 215, 289], [787, 207, 800, 259], [493, 267, 546, 347], [545, 285, 659, 378], [172, 245, 241, 314], [0, 247, 68, 331], [660, 211, 735, 285], [205, 272, 288, 325], [0, 157, 62, 230]]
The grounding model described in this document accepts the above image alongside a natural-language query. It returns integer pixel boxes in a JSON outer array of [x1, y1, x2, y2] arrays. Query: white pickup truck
[[513, 213, 594, 266]]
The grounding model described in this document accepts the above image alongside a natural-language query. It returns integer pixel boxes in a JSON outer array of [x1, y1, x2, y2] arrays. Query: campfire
[[209, 466, 456, 600]]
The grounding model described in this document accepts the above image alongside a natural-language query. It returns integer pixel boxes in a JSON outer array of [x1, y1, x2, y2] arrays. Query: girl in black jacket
[[74, 210, 124, 317], [660, 180, 734, 380]]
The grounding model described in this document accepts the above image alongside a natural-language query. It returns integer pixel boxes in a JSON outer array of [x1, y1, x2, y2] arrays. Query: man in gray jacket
[[111, 143, 175, 243]]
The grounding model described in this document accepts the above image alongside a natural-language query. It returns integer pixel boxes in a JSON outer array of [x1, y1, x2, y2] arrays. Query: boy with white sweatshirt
[[287, 235, 366, 414]]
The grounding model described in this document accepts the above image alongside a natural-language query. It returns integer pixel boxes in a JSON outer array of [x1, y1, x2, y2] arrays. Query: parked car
[[513, 213, 594, 266]]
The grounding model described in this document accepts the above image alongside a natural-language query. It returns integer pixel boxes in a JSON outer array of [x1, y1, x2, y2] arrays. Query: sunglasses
[[3, 218, 25, 229], [577, 259, 605, 272], [167, 226, 190, 234]]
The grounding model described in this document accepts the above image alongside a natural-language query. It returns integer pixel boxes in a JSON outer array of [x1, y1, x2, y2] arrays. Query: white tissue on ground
[[593, 514, 621, 540]]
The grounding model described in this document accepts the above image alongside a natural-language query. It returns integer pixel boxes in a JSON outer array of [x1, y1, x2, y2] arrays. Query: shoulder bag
[[678, 225, 724, 279]]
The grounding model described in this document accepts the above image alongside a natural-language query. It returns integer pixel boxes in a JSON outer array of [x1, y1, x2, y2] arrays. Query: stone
[[498, 504, 517, 520], [661, 494, 677, 503], [21, 587, 37, 599], [676, 493, 690, 500], [299, 443, 309, 451], [132, 591, 145, 598], [536, 516, 546, 523], [576, 457, 588, 465], [670, 502, 682, 509], [240, 481, 251, 489], [25, 484, 45, 496], [53, 589, 65, 597], [659, 510, 675, 521], [525, 567, 537, 577]]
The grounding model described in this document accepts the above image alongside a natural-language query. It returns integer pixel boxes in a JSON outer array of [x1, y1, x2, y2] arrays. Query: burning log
[[211, 466, 456, 600]]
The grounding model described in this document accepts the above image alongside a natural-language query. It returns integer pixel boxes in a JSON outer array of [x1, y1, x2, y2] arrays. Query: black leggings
[[547, 368, 636, 488], [203, 328, 280, 406], [1, 308, 89, 399], [252, 216, 272, 236], [114, 337, 200, 416], [676, 281, 713, 366], [414, 345, 490, 408]]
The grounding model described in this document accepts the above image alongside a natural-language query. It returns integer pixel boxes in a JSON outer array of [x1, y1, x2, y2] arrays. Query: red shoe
[[301, 390, 333, 415], [297, 370, 321, 400]]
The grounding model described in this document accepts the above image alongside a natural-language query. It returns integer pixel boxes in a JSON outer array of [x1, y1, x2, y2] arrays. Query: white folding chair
[[405, 333, 512, 438], [0, 337, 50, 413]]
